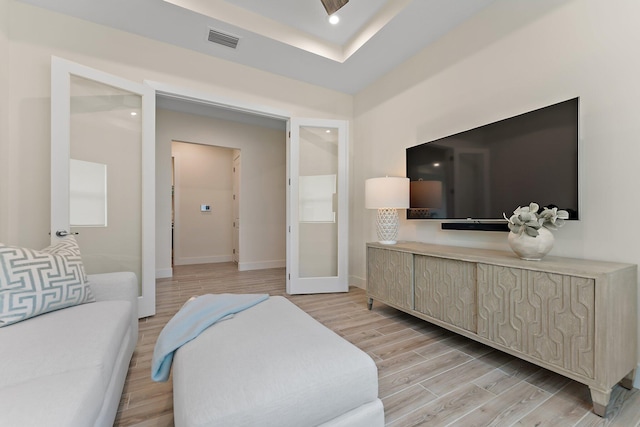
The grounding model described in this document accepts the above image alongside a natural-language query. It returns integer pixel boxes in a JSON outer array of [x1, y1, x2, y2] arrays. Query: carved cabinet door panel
[[477, 264, 595, 378], [367, 247, 387, 301], [367, 247, 413, 310], [414, 255, 476, 332]]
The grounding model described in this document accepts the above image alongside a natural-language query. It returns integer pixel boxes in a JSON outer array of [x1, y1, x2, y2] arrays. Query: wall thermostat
[[201, 205, 211, 212]]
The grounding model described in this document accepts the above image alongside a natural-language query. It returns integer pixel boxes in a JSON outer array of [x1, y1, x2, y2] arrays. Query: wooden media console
[[366, 241, 637, 416]]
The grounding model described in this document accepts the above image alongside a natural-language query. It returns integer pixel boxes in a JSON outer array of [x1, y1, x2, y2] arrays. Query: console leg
[[589, 387, 611, 417], [367, 297, 373, 310], [620, 369, 636, 390]]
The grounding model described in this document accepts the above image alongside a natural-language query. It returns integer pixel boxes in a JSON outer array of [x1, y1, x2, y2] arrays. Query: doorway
[[171, 141, 236, 266], [150, 81, 348, 294], [155, 93, 287, 275]]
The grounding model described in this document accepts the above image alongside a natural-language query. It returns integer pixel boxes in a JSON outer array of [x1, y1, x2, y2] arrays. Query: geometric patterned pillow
[[0, 236, 95, 327]]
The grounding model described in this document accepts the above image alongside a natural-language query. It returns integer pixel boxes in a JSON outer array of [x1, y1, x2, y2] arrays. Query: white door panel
[[287, 119, 348, 294], [51, 57, 156, 318]]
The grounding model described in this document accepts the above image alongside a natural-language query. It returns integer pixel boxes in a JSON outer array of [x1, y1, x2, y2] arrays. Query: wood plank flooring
[[115, 263, 640, 427]]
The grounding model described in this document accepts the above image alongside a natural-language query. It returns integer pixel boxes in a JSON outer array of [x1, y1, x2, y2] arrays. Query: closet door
[[50, 57, 156, 318]]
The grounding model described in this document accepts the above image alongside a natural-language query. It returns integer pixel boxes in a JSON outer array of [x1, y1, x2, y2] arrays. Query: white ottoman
[[172, 296, 383, 427]]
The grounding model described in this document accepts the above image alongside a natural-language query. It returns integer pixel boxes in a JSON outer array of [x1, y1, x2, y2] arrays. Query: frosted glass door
[[69, 75, 142, 280], [287, 119, 348, 294], [51, 57, 156, 317]]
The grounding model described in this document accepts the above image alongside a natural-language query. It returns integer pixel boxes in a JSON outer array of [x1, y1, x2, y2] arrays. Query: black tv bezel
[[406, 97, 580, 225]]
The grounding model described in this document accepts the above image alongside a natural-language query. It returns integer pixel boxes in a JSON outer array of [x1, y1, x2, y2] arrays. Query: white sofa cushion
[[0, 271, 137, 427], [0, 237, 95, 327], [0, 366, 107, 427], [0, 299, 132, 389], [173, 296, 380, 427]]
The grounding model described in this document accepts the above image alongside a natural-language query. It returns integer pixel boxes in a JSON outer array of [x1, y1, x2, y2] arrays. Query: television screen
[[406, 98, 579, 221]]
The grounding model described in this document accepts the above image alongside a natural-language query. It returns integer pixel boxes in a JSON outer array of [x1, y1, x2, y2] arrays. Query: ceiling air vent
[[208, 29, 239, 49]]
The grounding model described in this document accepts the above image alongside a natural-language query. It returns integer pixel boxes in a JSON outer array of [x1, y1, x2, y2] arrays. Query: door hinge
[[288, 178, 291, 185], [288, 273, 290, 280], [233, 249, 236, 254], [289, 226, 291, 232]]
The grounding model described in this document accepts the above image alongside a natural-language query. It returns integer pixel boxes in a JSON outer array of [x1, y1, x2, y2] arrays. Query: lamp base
[[376, 208, 399, 245]]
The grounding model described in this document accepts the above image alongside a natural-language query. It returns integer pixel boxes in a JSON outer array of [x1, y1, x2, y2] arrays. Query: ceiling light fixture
[[320, 0, 349, 16], [328, 14, 340, 25]]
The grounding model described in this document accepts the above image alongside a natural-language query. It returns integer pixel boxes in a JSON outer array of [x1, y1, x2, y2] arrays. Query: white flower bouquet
[[503, 202, 569, 237]]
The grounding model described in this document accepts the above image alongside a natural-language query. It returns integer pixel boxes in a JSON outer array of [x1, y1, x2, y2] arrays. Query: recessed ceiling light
[[130, 112, 138, 116], [326, 129, 331, 133], [328, 15, 340, 25], [433, 162, 440, 167]]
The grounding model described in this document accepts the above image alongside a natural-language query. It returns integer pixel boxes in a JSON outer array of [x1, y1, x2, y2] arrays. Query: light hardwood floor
[[115, 263, 640, 427]]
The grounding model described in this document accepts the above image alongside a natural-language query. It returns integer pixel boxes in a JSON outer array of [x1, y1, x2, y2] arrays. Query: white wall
[[157, 109, 286, 273], [352, 0, 640, 372], [0, 0, 9, 243], [352, 0, 640, 281], [1, 0, 352, 249], [171, 141, 234, 266]]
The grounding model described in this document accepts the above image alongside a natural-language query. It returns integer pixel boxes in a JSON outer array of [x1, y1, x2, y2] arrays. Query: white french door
[[51, 57, 156, 318], [287, 119, 348, 294]]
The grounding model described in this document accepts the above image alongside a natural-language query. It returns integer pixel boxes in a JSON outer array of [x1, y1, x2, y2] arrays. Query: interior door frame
[[131, 82, 351, 295], [147, 81, 350, 295], [145, 80, 292, 273], [232, 151, 241, 264], [51, 56, 156, 318]]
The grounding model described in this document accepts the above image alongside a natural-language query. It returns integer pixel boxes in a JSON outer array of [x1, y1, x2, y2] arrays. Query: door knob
[[55, 230, 79, 237]]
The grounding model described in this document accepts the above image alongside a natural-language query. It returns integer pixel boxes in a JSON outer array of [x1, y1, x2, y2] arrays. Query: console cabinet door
[[477, 264, 595, 379], [414, 255, 476, 332], [367, 247, 413, 310]]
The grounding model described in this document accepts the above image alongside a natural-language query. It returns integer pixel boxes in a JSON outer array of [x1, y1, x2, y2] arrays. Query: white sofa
[[0, 272, 138, 427], [173, 296, 384, 427]]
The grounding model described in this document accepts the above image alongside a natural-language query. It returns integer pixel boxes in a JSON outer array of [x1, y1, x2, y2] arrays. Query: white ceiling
[[17, 0, 497, 94], [223, 0, 391, 46]]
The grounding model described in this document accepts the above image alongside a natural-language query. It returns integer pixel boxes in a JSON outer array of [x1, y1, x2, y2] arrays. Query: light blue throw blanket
[[151, 293, 269, 382]]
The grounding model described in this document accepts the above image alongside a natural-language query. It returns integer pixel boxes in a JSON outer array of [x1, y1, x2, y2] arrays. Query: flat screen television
[[406, 98, 579, 224]]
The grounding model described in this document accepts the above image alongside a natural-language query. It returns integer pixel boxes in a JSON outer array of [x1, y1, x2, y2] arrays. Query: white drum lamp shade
[[365, 177, 409, 244]]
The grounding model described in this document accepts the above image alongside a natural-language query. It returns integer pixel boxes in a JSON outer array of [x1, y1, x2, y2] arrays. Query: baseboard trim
[[350, 275, 366, 290], [174, 255, 234, 266], [238, 260, 285, 271], [156, 268, 173, 279]]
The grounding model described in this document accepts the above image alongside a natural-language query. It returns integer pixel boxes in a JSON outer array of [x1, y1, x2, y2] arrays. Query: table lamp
[[365, 177, 409, 244]]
